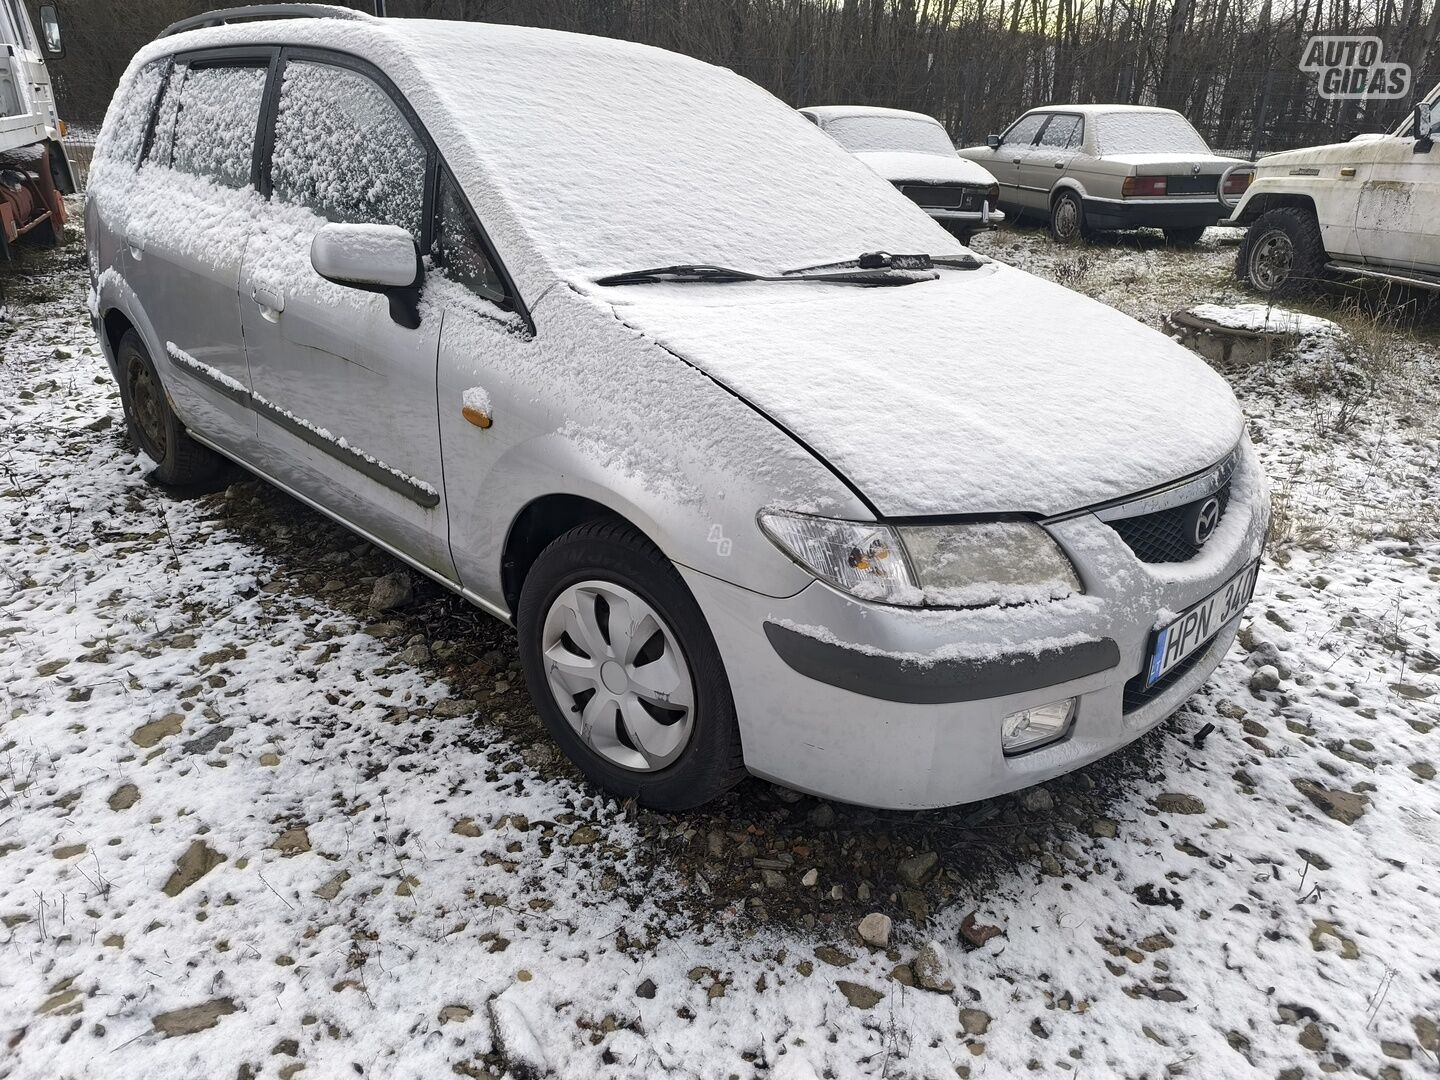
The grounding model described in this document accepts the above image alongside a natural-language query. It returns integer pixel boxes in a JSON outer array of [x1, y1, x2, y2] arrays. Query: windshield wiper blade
[[787, 251, 986, 276], [594, 261, 936, 287], [594, 264, 762, 286]]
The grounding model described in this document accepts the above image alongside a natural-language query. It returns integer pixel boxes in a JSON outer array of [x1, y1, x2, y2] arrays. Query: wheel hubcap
[[1251, 230, 1293, 291], [540, 580, 696, 773], [127, 356, 167, 459], [1054, 199, 1078, 239]]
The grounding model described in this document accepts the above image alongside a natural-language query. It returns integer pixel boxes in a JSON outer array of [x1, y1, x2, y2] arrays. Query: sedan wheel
[[1050, 191, 1087, 244], [541, 579, 695, 772], [116, 330, 222, 486]]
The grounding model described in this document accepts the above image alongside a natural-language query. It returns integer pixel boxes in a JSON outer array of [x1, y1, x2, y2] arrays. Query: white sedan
[[801, 105, 1003, 242]]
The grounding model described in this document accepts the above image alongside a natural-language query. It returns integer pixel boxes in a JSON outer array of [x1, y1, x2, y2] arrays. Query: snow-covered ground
[[2, 221, 1438, 1079]]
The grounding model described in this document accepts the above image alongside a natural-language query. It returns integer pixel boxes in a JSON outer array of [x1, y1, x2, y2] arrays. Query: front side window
[[271, 60, 427, 238], [1002, 113, 1046, 147], [169, 63, 268, 187], [1039, 114, 1083, 149], [434, 170, 506, 304]]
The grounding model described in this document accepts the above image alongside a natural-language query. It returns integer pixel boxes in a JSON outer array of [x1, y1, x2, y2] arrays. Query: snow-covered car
[[958, 105, 1253, 245], [1227, 83, 1440, 294], [86, 6, 1269, 812], [799, 105, 1002, 242]]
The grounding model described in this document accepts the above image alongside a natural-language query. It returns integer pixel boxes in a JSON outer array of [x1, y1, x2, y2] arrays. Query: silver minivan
[[87, 7, 1269, 811]]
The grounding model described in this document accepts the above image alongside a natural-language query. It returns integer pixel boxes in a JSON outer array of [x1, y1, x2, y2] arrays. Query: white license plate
[[1145, 561, 1259, 687]]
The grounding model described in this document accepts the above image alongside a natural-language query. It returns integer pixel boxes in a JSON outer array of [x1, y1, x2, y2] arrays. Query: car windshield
[[823, 115, 956, 157], [1095, 112, 1211, 155], [400, 23, 949, 278]]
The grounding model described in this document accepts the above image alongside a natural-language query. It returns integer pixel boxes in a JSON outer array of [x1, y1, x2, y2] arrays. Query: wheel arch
[[501, 493, 652, 616], [1049, 179, 1087, 204], [1233, 191, 1318, 226]]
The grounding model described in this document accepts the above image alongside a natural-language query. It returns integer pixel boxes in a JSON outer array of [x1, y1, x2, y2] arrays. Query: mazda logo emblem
[[1188, 496, 1222, 546]]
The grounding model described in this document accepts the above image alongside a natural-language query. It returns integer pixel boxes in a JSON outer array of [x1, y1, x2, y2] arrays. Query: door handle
[[252, 284, 285, 320], [1054, 161, 1065, 168], [1011, 157, 1023, 164]]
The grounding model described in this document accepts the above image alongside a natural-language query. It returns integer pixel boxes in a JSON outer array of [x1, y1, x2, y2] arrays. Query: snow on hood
[[854, 151, 998, 187], [594, 264, 1243, 518]]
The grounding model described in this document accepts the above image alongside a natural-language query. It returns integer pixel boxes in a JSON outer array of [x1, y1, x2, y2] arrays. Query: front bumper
[[1083, 195, 1228, 232], [685, 441, 1269, 810], [924, 206, 1005, 228]]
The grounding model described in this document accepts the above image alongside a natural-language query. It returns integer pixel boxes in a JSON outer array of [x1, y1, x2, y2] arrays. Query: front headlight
[[758, 512, 1081, 608], [898, 522, 1081, 608]]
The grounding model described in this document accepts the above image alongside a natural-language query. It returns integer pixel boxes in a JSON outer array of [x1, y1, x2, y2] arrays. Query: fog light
[[1001, 699, 1075, 754]]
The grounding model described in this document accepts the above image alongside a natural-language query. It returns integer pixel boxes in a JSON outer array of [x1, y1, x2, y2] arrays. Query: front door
[[239, 53, 456, 581], [996, 112, 1048, 213], [1355, 135, 1440, 274]]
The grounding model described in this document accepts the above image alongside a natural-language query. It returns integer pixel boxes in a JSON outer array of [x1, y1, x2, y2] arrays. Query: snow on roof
[[136, 17, 953, 290], [1023, 103, 1183, 117], [800, 104, 944, 123]]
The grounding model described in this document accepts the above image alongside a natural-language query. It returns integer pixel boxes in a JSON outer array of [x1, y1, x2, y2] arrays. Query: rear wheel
[[1163, 226, 1208, 246], [117, 330, 222, 486], [517, 519, 745, 810], [1237, 207, 1330, 295], [1049, 190, 1090, 244]]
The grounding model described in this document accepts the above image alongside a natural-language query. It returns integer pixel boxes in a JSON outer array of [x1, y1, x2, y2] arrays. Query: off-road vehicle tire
[[1237, 207, 1331, 295]]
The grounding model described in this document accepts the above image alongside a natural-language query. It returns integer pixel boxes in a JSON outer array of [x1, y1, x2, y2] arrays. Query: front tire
[[1049, 190, 1090, 244], [117, 330, 222, 486], [1237, 207, 1330, 295], [517, 519, 744, 810]]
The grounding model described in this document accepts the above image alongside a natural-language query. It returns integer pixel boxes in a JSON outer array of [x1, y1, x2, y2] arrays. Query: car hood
[[1255, 141, 1370, 170], [855, 150, 999, 186], [593, 263, 1244, 518], [1102, 152, 1253, 171]]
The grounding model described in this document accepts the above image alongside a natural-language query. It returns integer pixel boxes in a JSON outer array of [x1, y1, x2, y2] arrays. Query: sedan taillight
[[1122, 175, 1168, 197], [1222, 170, 1253, 196]]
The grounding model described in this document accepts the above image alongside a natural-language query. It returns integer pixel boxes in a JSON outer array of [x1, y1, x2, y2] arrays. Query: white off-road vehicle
[[1227, 83, 1440, 294]]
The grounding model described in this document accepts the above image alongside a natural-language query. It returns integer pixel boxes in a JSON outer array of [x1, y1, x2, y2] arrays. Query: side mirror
[[987, 134, 1001, 150], [39, 5, 63, 58], [310, 222, 424, 329], [1416, 103, 1439, 151]]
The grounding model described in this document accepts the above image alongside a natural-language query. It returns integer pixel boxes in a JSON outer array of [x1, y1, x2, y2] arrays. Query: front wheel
[[516, 519, 745, 810], [1049, 191, 1090, 244], [1236, 207, 1330, 295]]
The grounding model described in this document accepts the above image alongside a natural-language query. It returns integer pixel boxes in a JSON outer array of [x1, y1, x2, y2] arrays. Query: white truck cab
[[1227, 82, 1440, 294], [1, 0, 74, 259]]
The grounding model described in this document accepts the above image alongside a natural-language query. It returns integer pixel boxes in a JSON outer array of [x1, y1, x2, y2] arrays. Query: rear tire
[[116, 330, 223, 486], [517, 518, 745, 810], [1236, 207, 1330, 295], [1163, 226, 1207, 246], [1049, 190, 1091, 244]]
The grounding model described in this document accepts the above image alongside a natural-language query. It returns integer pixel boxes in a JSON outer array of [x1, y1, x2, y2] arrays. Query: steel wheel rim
[[1250, 230, 1293, 291], [1054, 198, 1079, 240], [540, 579, 696, 773], [127, 355, 168, 459]]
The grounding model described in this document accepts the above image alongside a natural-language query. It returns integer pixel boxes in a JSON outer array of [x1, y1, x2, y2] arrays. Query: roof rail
[[158, 4, 374, 39]]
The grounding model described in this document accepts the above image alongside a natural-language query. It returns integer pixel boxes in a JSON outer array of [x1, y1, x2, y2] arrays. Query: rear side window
[[1038, 115, 1083, 149], [1002, 113, 1046, 147], [270, 60, 427, 239], [169, 63, 268, 187], [434, 170, 506, 304], [94, 60, 165, 170]]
